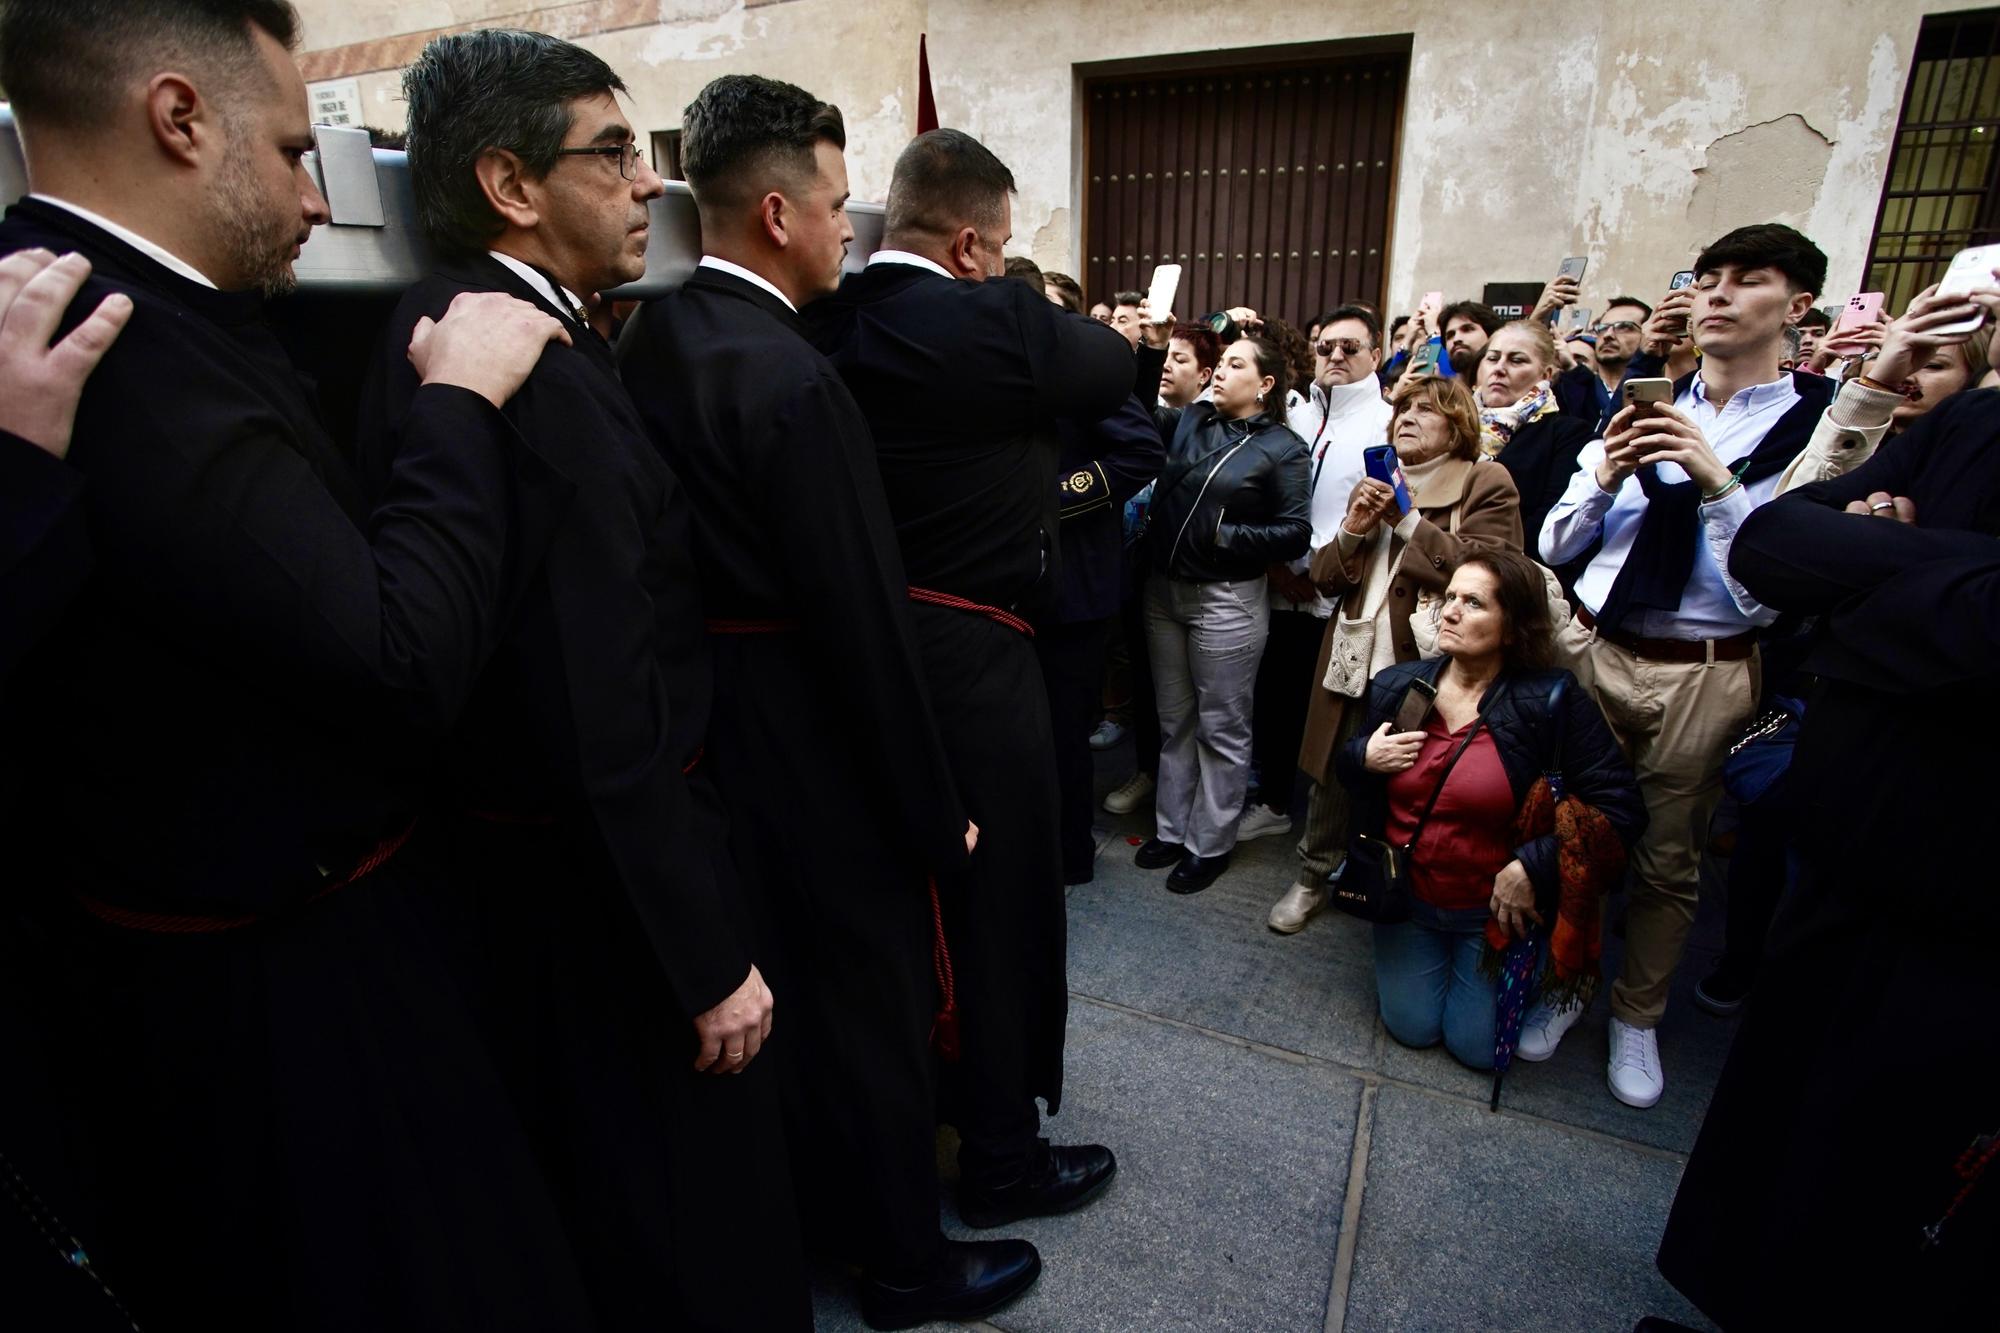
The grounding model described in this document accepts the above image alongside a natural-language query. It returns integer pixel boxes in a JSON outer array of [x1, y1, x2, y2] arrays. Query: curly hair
[[1262, 316, 1315, 398]]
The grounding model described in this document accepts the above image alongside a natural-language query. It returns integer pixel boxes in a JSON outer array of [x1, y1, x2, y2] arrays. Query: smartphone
[[1393, 677, 1438, 734], [1362, 443, 1412, 512], [1557, 255, 1588, 284], [1145, 263, 1182, 324], [1622, 377, 1674, 414], [1409, 339, 1440, 376], [1567, 306, 1593, 334], [1668, 270, 1696, 291], [1833, 292, 1884, 333], [1933, 244, 2000, 335]]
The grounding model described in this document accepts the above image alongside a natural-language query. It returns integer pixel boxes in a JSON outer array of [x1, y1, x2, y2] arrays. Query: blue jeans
[[1373, 899, 1498, 1071]]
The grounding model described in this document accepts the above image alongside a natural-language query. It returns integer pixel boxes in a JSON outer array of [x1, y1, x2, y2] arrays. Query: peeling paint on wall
[[1686, 113, 1834, 234]]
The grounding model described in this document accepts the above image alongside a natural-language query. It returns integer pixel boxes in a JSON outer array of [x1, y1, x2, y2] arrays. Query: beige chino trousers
[[1563, 620, 1759, 1029]]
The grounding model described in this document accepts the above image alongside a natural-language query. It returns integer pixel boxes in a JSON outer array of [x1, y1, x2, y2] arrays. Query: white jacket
[[1278, 375, 1394, 616]]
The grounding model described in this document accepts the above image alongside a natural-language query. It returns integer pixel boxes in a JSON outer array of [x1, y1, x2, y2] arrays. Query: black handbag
[[1331, 716, 1486, 924]]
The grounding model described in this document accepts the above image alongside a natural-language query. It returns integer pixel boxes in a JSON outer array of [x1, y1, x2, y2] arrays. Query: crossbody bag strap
[[1402, 715, 1486, 852]]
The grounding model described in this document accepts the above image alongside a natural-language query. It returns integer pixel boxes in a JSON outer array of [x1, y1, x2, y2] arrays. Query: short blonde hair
[[1388, 374, 1482, 461], [1487, 319, 1561, 374]]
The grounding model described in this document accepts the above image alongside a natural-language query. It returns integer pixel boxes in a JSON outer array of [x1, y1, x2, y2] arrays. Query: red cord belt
[[702, 587, 1021, 1061], [76, 820, 417, 934], [706, 586, 1034, 639]]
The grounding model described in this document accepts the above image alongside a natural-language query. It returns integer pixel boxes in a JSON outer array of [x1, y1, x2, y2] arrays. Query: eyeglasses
[[1591, 320, 1643, 335], [1315, 338, 1373, 357], [554, 141, 642, 181]]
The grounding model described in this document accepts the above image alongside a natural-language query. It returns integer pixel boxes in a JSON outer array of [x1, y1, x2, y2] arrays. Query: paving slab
[[811, 999, 1362, 1333], [1069, 810, 1384, 1069], [1343, 1085, 1715, 1333]]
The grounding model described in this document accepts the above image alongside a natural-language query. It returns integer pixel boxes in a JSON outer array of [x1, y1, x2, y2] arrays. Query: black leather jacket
[[1146, 402, 1311, 582], [1336, 658, 1646, 913]]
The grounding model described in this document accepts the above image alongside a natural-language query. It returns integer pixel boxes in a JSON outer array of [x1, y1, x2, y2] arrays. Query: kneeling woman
[[1336, 552, 1643, 1069], [1137, 335, 1311, 893]]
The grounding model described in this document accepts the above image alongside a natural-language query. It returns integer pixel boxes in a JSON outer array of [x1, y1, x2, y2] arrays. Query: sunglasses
[[1591, 320, 1643, 335], [1314, 338, 1373, 357]]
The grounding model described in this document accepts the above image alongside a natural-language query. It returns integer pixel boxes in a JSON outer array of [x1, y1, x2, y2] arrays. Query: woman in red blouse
[[1339, 552, 1643, 1070]]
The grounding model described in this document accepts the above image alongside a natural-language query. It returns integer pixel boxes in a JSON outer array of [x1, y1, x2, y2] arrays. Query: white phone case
[[1145, 264, 1182, 324]]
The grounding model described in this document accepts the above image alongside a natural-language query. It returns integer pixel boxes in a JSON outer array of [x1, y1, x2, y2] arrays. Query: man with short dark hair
[[0, 2, 580, 1327], [616, 73, 1039, 1329], [354, 30, 810, 1330], [1535, 222, 1848, 1110], [1110, 287, 1146, 348], [809, 126, 1131, 1233], [1796, 303, 1832, 368], [1438, 298, 1500, 378], [1257, 302, 1393, 932], [1553, 294, 1655, 433]]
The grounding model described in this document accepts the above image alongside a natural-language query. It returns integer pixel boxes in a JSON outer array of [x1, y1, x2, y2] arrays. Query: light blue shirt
[[1540, 371, 1800, 640]]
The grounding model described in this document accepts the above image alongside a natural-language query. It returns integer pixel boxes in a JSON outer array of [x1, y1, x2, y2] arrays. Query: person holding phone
[[1475, 320, 1599, 586], [1655, 261, 2000, 1333], [1534, 223, 1848, 1111], [1337, 552, 1642, 1069], [1296, 378, 1523, 908], [1134, 334, 1311, 894]]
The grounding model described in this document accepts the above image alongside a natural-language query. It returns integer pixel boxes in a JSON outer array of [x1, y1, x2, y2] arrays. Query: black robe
[[1492, 410, 1597, 589], [807, 263, 1131, 1180], [353, 252, 808, 1331], [617, 264, 967, 1277], [0, 199, 596, 1333], [1657, 388, 2000, 1328]]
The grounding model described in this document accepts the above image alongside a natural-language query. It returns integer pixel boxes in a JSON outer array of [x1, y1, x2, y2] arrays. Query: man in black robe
[[807, 128, 1132, 1223], [0, 4, 587, 1328], [616, 74, 1041, 1330], [1656, 309, 2000, 1328], [351, 32, 809, 1333]]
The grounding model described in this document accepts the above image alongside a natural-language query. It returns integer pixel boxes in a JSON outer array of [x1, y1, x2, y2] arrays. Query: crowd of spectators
[[3, 3, 1994, 1323]]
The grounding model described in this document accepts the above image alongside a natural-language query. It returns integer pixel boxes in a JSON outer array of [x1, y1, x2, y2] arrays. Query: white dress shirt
[[696, 255, 797, 312], [1540, 371, 1801, 639], [487, 250, 585, 322], [867, 249, 954, 280], [30, 193, 217, 288]]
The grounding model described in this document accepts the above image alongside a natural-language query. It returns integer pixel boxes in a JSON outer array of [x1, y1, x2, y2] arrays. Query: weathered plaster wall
[[293, 0, 1946, 316]]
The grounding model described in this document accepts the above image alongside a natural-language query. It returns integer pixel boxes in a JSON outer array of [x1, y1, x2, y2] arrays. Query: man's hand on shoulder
[[408, 291, 573, 410], [0, 249, 133, 458]]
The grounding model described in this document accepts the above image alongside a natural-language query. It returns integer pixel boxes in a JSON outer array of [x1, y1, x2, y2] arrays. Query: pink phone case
[[1834, 293, 1884, 332]]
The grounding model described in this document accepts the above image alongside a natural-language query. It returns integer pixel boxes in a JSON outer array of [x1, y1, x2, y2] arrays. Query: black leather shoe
[[1167, 851, 1230, 894], [1133, 837, 1184, 869], [858, 1238, 1041, 1331], [959, 1142, 1118, 1228]]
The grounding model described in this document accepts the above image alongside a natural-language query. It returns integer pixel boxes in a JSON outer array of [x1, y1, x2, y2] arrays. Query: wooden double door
[[1082, 48, 1407, 324]]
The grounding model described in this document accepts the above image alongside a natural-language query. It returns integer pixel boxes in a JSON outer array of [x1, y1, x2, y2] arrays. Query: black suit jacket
[[617, 264, 972, 873], [0, 199, 555, 914], [806, 263, 1134, 610], [356, 253, 750, 1018]]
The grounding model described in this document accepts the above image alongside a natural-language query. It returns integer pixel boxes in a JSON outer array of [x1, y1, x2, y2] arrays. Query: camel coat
[[1296, 458, 1523, 784]]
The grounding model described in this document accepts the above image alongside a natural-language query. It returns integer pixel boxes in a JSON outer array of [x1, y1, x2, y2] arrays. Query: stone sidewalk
[[809, 749, 1736, 1332]]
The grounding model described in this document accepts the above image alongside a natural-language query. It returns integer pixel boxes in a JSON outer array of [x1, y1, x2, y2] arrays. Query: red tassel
[[927, 875, 961, 1063]]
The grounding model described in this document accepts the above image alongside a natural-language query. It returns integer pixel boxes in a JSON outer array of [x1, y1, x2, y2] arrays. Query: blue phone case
[[1364, 446, 1412, 512]]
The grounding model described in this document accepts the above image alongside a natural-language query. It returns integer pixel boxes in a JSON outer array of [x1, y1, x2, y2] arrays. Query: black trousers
[[1035, 617, 1111, 884], [1249, 608, 1323, 815], [1720, 792, 1792, 977]]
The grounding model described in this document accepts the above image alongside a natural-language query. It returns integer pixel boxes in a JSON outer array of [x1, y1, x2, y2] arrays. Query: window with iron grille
[[1866, 9, 2000, 311]]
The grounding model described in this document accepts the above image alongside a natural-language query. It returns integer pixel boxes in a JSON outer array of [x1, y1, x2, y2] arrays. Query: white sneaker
[[1101, 771, 1155, 815], [1515, 997, 1584, 1063], [1267, 881, 1326, 934], [1607, 1017, 1664, 1109], [1088, 719, 1128, 750], [1235, 804, 1293, 842]]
